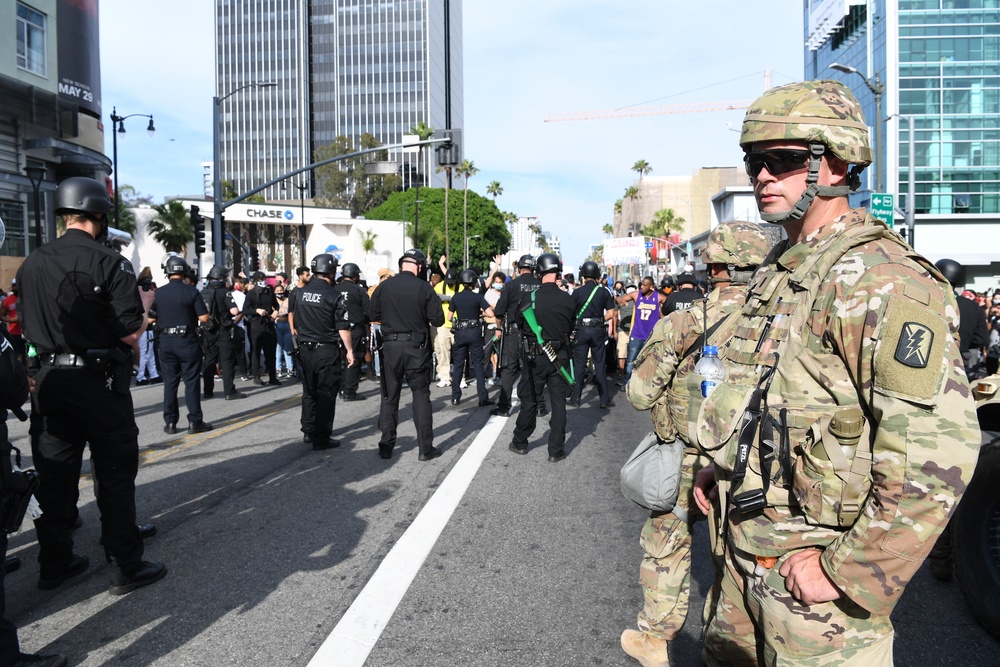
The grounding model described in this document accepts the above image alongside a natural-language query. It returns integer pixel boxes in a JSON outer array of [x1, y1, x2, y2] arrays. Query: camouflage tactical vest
[[690, 218, 923, 534]]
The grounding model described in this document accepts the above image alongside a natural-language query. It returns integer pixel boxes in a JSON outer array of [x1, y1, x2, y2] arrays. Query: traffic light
[[250, 246, 260, 272], [436, 129, 462, 167], [191, 205, 206, 256]]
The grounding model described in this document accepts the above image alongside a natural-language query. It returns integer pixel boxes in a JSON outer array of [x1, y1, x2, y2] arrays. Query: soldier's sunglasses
[[744, 149, 812, 179]]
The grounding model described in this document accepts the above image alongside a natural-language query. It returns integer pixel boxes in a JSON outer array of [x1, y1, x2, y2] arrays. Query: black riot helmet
[[660, 275, 675, 290], [459, 268, 478, 286], [398, 248, 428, 278], [54, 177, 112, 218], [163, 255, 190, 277], [311, 253, 338, 276], [208, 265, 229, 281], [535, 253, 562, 276], [516, 254, 536, 271], [579, 260, 600, 280], [341, 262, 361, 280], [935, 258, 966, 287], [676, 272, 697, 288]]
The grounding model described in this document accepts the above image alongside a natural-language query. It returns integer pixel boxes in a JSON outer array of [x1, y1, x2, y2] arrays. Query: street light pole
[[465, 234, 480, 268], [212, 82, 278, 262], [297, 182, 307, 261], [829, 64, 885, 192], [109, 106, 155, 230], [24, 166, 45, 251]]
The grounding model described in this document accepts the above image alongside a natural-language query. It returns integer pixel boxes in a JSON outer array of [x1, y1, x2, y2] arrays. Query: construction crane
[[544, 70, 772, 123], [544, 100, 752, 123]]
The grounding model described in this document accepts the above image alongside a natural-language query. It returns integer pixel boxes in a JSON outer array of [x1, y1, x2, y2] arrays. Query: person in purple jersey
[[615, 277, 666, 390]]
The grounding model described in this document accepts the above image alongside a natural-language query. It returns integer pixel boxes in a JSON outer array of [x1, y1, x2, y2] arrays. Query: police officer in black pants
[[449, 269, 496, 407], [16, 177, 166, 597], [508, 253, 576, 462], [570, 260, 616, 409], [1, 232, 67, 666], [661, 272, 701, 315], [201, 266, 247, 401], [333, 262, 370, 401], [150, 256, 213, 435], [369, 249, 445, 461], [290, 254, 354, 450], [491, 254, 542, 417], [244, 271, 280, 386]]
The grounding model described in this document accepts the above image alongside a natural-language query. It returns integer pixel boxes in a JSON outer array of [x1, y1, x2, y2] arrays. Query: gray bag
[[620, 432, 686, 517]]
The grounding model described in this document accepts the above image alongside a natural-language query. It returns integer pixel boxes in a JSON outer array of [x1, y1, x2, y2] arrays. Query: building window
[[16, 3, 46, 76]]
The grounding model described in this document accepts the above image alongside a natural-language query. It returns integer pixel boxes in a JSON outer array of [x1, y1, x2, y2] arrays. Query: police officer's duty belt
[[453, 319, 483, 330], [382, 332, 413, 341], [41, 353, 87, 368], [160, 326, 189, 336], [580, 317, 604, 327], [299, 341, 334, 350]]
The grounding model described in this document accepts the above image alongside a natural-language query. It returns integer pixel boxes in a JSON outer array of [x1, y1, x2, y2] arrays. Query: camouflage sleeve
[[626, 309, 702, 411], [820, 260, 980, 616]]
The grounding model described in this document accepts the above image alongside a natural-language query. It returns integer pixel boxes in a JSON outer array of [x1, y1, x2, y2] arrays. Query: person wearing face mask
[[484, 272, 506, 382], [272, 283, 295, 380], [243, 271, 281, 386]]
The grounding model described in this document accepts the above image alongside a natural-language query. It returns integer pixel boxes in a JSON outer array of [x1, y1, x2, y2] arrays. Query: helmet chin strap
[[760, 144, 853, 224]]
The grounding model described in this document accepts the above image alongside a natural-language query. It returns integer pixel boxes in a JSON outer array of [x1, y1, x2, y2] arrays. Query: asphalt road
[[4, 372, 998, 666]]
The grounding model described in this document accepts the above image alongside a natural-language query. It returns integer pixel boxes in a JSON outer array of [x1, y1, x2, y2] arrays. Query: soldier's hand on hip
[[779, 548, 842, 606], [693, 466, 717, 515]]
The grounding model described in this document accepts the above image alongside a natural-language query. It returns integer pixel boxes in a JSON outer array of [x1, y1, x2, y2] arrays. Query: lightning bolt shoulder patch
[[874, 295, 949, 404]]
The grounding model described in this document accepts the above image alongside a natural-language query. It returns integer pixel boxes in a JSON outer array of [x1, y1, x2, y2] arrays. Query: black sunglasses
[[744, 149, 812, 179]]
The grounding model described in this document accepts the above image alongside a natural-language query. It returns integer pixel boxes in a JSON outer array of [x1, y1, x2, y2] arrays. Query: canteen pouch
[[620, 432, 685, 513], [411, 331, 428, 349], [792, 415, 873, 528]]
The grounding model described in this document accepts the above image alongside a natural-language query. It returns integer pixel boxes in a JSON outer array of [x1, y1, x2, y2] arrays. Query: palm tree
[[359, 228, 378, 254], [486, 180, 503, 200], [631, 159, 652, 182], [624, 185, 641, 235], [408, 121, 435, 244], [148, 201, 195, 254], [642, 208, 685, 238], [614, 198, 623, 215], [435, 164, 453, 261], [455, 159, 479, 267], [602, 223, 614, 238]]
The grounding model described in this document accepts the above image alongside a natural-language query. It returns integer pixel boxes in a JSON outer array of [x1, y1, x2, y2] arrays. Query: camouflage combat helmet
[[702, 221, 772, 285], [740, 80, 872, 223]]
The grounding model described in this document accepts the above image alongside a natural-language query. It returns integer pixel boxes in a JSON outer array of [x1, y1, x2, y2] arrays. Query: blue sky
[[99, 1, 804, 269]]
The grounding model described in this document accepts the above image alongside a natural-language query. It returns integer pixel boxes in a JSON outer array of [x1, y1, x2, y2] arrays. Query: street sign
[[870, 193, 895, 227], [644, 241, 653, 249]]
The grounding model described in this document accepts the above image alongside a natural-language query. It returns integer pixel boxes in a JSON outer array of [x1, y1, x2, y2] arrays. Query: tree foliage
[[313, 134, 402, 216], [148, 200, 194, 254], [365, 188, 511, 272], [222, 180, 265, 204], [641, 208, 685, 238]]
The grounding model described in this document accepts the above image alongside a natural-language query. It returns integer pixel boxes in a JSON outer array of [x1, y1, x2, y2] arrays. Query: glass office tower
[[804, 0, 999, 274], [215, 0, 463, 202]]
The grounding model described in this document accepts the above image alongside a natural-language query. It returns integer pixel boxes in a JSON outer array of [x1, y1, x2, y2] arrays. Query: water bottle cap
[[702, 345, 718, 356]]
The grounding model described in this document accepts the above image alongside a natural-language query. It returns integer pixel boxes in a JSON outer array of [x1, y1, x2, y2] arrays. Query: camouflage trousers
[[702, 545, 895, 667], [635, 451, 721, 640]]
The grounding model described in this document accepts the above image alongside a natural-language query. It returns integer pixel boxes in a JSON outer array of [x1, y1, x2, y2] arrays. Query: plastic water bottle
[[695, 345, 726, 397]]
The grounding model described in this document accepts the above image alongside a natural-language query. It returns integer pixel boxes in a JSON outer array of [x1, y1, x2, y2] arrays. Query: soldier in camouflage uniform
[[621, 222, 772, 667], [692, 80, 981, 666]]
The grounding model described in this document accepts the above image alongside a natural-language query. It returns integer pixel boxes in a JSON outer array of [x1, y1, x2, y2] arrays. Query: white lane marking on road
[[307, 413, 510, 667]]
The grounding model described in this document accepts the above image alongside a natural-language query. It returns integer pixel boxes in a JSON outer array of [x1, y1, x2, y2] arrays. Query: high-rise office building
[[805, 0, 999, 282], [215, 0, 463, 202]]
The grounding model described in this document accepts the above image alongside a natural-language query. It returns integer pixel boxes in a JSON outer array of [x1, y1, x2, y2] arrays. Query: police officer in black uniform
[[17, 176, 166, 596], [661, 272, 701, 315], [508, 253, 576, 462], [448, 269, 496, 407], [201, 265, 247, 401], [570, 260, 616, 409], [150, 256, 213, 435], [333, 262, 370, 401], [291, 254, 354, 450], [491, 254, 542, 417], [369, 249, 445, 461], [244, 271, 280, 386]]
